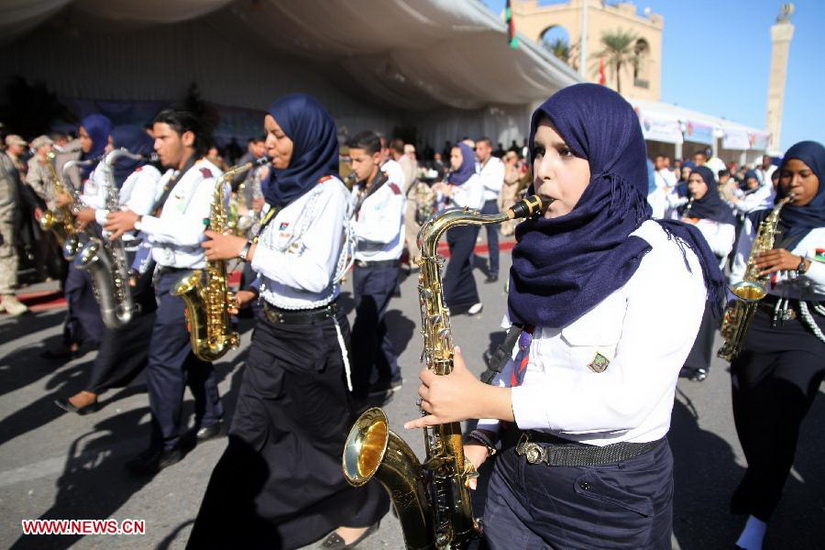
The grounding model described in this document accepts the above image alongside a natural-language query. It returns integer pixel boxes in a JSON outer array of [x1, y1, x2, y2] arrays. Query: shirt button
[[579, 481, 590, 490]]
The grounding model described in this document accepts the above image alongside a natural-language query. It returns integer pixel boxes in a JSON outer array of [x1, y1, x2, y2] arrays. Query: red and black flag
[[506, 0, 519, 49]]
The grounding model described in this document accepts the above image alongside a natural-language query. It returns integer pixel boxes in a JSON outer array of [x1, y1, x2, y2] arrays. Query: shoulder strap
[[480, 324, 523, 385], [151, 155, 198, 217]]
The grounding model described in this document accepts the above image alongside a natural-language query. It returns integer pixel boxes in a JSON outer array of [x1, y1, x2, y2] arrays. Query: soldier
[[0, 141, 29, 315]]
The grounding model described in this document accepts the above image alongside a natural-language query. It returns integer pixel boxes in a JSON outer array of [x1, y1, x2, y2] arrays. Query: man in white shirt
[[476, 137, 505, 282], [755, 154, 777, 187], [107, 109, 225, 476], [347, 131, 406, 401]]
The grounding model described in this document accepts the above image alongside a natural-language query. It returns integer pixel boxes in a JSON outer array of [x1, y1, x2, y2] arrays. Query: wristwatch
[[238, 240, 253, 262], [797, 256, 809, 274]]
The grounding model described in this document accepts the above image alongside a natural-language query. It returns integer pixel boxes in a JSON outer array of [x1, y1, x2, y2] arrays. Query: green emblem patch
[[588, 352, 610, 373]]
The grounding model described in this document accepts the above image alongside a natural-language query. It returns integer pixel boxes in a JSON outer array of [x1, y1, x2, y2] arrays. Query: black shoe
[[54, 398, 100, 416], [125, 446, 183, 476], [40, 347, 82, 361], [196, 421, 225, 443], [319, 522, 380, 549], [485, 274, 499, 283]]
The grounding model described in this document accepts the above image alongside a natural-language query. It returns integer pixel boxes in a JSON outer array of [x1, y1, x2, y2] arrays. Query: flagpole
[[579, 0, 588, 77]]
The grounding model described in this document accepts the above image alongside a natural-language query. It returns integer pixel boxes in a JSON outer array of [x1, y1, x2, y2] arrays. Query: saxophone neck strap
[[480, 323, 523, 385], [250, 174, 333, 244], [152, 156, 198, 217]]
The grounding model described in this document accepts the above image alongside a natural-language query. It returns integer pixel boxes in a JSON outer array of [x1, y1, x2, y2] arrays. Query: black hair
[[389, 138, 404, 155], [477, 136, 493, 148], [718, 169, 730, 178], [153, 109, 208, 156], [346, 131, 381, 155]]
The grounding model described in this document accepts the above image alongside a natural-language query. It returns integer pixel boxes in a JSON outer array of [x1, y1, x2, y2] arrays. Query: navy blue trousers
[[484, 441, 674, 549], [443, 224, 481, 312], [730, 305, 825, 521], [350, 263, 401, 398], [480, 199, 500, 276], [146, 270, 223, 451], [63, 262, 104, 348]]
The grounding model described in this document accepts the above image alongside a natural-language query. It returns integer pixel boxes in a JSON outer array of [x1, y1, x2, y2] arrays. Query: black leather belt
[[514, 431, 663, 467], [261, 300, 338, 325], [157, 266, 191, 276], [355, 259, 400, 268]]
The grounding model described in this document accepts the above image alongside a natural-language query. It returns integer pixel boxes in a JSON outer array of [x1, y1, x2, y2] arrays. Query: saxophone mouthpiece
[[508, 194, 553, 220], [256, 155, 271, 166]]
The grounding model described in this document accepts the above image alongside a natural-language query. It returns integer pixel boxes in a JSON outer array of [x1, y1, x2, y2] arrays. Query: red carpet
[[17, 289, 66, 312]]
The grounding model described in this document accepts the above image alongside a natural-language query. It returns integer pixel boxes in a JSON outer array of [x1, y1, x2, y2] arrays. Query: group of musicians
[[20, 86, 824, 550]]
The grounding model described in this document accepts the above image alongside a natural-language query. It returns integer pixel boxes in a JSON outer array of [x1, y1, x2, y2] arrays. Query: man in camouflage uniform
[[0, 141, 29, 315]]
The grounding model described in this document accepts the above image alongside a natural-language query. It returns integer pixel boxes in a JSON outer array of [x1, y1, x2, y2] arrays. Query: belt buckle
[[516, 433, 545, 465], [356, 260, 367, 268], [264, 306, 283, 324]]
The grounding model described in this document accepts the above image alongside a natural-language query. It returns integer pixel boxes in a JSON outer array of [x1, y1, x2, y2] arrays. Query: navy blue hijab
[[775, 140, 825, 249], [685, 166, 736, 225], [80, 114, 113, 180], [111, 125, 155, 189], [447, 142, 476, 185], [508, 84, 726, 328], [263, 94, 339, 208]]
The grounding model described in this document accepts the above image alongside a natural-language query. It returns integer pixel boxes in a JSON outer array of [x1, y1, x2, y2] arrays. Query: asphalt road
[[1, 245, 823, 549]]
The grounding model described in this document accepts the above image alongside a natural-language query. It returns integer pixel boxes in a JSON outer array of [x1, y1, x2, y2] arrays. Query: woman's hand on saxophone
[[403, 346, 514, 430], [105, 210, 139, 240], [202, 230, 252, 261], [755, 249, 808, 275]]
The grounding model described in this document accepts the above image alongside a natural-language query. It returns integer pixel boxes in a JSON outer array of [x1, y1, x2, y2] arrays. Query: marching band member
[[105, 110, 225, 475], [678, 166, 736, 382], [45, 114, 111, 359], [188, 93, 387, 550], [729, 141, 825, 550], [433, 142, 485, 315], [405, 84, 726, 549], [55, 125, 162, 415], [347, 130, 406, 401]]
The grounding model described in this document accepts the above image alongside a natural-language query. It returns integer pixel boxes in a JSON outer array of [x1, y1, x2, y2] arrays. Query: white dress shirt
[[448, 173, 484, 210], [139, 158, 223, 269], [479, 220, 707, 446], [352, 174, 406, 262], [79, 166, 108, 210], [478, 156, 505, 202], [381, 159, 406, 192], [692, 218, 736, 268], [94, 164, 163, 226], [252, 177, 351, 309], [730, 224, 825, 301], [732, 184, 776, 214]]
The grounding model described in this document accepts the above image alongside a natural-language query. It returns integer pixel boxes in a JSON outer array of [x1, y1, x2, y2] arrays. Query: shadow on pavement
[[9, 408, 154, 550]]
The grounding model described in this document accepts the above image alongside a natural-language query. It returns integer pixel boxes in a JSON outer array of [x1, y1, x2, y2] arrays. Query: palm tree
[[544, 37, 570, 63], [593, 30, 640, 94]]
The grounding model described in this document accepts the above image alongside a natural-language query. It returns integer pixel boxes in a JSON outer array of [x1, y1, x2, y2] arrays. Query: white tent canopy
[[630, 98, 770, 152], [0, 0, 581, 148]]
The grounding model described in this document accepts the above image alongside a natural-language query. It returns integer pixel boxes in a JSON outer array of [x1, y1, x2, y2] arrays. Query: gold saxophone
[[717, 194, 793, 361], [343, 195, 545, 550], [39, 152, 81, 259], [173, 157, 269, 362]]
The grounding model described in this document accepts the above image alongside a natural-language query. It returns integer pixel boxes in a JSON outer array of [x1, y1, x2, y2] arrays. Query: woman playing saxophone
[[727, 141, 825, 550], [55, 125, 162, 415], [405, 84, 726, 549]]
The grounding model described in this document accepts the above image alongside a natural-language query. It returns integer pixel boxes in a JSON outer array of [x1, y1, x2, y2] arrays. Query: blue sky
[[481, 0, 825, 153]]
